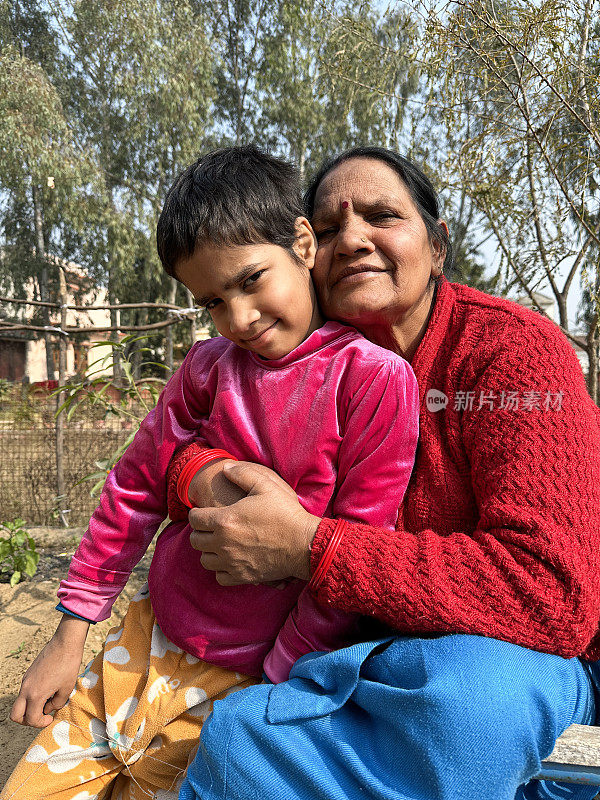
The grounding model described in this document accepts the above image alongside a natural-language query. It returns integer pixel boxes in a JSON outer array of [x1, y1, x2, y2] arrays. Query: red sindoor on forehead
[[341, 201, 349, 208]]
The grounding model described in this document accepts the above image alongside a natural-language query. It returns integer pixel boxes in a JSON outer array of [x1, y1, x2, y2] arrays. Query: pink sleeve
[[264, 359, 419, 682], [57, 342, 219, 621]]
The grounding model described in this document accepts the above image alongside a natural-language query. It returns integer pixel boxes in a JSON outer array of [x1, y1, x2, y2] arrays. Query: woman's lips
[[333, 266, 387, 286]]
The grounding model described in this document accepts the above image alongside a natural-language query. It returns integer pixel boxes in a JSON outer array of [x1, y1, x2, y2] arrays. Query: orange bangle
[[308, 519, 348, 592], [176, 449, 237, 508]]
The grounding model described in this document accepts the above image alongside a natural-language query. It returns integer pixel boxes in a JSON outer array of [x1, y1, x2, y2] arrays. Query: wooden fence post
[[55, 264, 69, 527]]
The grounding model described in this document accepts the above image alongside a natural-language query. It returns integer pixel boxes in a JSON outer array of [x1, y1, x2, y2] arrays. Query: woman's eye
[[369, 212, 397, 223], [243, 270, 264, 289], [205, 298, 221, 311], [314, 228, 336, 242]]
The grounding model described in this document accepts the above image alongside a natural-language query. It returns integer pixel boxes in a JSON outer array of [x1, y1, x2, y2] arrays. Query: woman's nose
[[228, 300, 261, 334], [334, 223, 374, 257]]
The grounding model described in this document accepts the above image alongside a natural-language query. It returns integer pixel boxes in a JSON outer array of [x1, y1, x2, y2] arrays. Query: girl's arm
[[57, 340, 220, 622], [11, 340, 225, 728], [10, 615, 89, 728]]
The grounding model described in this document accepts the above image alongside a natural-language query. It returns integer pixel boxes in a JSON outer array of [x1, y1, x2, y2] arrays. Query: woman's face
[[310, 157, 445, 351]]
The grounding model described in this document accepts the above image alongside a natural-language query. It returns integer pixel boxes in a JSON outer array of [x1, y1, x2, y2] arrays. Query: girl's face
[[176, 219, 323, 360]]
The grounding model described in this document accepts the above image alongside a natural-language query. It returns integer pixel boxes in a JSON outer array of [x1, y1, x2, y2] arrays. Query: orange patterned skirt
[[1, 585, 257, 800]]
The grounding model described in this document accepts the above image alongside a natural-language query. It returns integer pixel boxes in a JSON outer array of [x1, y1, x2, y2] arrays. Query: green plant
[[56, 335, 169, 496], [51, 494, 70, 525], [6, 641, 25, 658], [0, 378, 12, 403], [12, 398, 37, 427], [0, 519, 39, 586]]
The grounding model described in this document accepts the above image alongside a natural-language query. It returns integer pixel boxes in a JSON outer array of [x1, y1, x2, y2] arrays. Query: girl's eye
[[243, 270, 264, 289], [205, 298, 221, 311]]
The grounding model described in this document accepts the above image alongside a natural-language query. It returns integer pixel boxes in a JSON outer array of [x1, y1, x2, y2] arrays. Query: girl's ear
[[293, 217, 317, 269]]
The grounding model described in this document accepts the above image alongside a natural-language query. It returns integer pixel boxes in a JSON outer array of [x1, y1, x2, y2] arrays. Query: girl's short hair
[[157, 145, 303, 277], [304, 146, 454, 273]]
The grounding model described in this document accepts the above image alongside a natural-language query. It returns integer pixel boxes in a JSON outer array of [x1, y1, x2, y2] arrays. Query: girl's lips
[[243, 321, 278, 344]]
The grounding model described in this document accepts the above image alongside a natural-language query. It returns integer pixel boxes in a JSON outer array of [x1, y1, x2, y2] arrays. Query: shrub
[[0, 518, 39, 586]]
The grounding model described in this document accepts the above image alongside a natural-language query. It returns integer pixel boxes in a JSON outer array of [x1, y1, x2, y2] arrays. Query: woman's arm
[[187, 462, 318, 584], [166, 441, 316, 582], [170, 321, 600, 658], [263, 358, 419, 682], [308, 322, 600, 659]]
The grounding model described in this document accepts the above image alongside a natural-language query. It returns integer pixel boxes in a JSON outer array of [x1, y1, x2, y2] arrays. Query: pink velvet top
[[58, 322, 419, 679]]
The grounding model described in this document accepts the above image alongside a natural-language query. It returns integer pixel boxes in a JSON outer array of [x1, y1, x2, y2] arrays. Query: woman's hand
[[188, 462, 320, 586], [10, 615, 89, 728]]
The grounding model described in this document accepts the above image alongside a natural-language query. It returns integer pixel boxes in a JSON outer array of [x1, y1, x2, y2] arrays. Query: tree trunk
[[587, 339, 599, 406], [107, 264, 123, 388], [55, 263, 69, 527], [132, 308, 148, 380], [165, 277, 178, 373], [556, 293, 569, 333], [32, 182, 55, 381], [185, 288, 197, 352], [298, 142, 306, 185]]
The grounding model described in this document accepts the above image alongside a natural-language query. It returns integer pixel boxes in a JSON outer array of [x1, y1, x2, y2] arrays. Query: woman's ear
[[293, 217, 317, 269], [431, 220, 449, 277]]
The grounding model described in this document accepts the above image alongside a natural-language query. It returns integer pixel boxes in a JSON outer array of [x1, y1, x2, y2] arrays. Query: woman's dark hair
[[304, 146, 454, 273], [157, 145, 304, 277]]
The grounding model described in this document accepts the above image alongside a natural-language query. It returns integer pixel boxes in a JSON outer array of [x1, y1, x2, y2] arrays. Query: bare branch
[[0, 296, 193, 312]]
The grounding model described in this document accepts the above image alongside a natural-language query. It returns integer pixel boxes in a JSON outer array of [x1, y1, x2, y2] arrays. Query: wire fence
[[0, 385, 149, 526]]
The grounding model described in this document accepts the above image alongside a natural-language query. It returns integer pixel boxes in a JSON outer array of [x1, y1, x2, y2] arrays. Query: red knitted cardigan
[[167, 280, 600, 661]]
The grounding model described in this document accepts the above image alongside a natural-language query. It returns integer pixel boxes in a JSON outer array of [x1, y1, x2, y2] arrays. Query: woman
[[170, 147, 600, 800]]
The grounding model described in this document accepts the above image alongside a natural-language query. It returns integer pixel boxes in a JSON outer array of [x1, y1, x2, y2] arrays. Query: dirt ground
[[0, 527, 154, 789]]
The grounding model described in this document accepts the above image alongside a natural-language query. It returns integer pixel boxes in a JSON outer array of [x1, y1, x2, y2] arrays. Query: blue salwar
[[179, 635, 598, 800]]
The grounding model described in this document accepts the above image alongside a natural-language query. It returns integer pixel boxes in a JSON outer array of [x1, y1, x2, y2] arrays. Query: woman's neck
[[358, 281, 438, 362]]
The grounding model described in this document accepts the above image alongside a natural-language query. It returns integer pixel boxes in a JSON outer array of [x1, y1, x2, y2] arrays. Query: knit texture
[[167, 280, 600, 661], [167, 441, 208, 522], [311, 281, 600, 660]]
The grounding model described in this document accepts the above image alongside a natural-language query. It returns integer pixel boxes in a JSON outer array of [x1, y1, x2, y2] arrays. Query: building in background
[[0, 259, 112, 383]]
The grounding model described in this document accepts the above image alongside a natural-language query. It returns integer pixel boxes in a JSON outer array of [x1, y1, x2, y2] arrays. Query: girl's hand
[[10, 615, 89, 728], [186, 457, 247, 509], [188, 462, 320, 586]]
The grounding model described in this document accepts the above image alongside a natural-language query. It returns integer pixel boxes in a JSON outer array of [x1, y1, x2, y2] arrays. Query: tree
[[0, 16, 96, 378], [200, 0, 273, 145], [203, 0, 420, 181], [49, 0, 216, 370], [425, 0, 600, 399], [301, 3, 498, 293]]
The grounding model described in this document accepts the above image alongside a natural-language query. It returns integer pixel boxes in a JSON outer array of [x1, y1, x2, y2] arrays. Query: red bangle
[[308, 519, 348, 592], [176, 448, 237, 508]]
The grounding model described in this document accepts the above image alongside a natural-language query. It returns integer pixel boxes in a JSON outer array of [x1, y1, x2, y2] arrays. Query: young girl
[[3, 146, 419, 800]]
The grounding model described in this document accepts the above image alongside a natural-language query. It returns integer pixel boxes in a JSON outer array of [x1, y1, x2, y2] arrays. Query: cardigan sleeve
[[309, 321, 600, 659]]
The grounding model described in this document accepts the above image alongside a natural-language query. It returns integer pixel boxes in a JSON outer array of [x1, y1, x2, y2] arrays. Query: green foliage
[[0, 518, 39, 586], [11, 0, 590, 384], [254, 0, 420, 176], [62, 0, 216, 301], [426, 1, 599, 306], [57, 335, 170, 496], [0, 378, 12, 402], [0, 20, 101, 300]]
